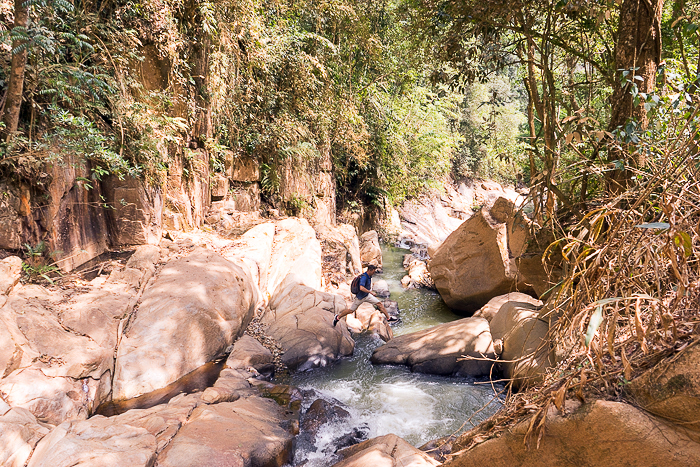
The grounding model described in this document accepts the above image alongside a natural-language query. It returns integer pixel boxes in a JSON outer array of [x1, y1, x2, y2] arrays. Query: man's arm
[[359, 285, 375, 295]]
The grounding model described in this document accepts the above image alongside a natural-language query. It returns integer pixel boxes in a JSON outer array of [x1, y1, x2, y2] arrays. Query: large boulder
[[221, 221, 275, 302], [429, 197, 536, 313], [156, 397, 295, 467], [371, 317, 495, 376], [317, 223, 363, 286], [445, 400, 700, 467], [395, 181, 524, 251], [112, 249, 257, 401], [266, 277, 355, 371], [333, 433, 440, 467], [359, 230, 382, 269], [265, 218, 323, 298], [489, 300, 552, 389], [0, 407, 50, 467], [27, 393, 201, 467], [474, 292, 542, 322], [628, 340, 700, 431], [224, 335, 274, 375]]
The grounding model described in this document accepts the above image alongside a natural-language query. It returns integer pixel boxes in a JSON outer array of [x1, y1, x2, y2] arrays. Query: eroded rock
[[489, 300, 552, 390], [359, 230, 382, 270], [628, 340, 700, 431], [112, 248, 257, 400], [429, 197, 535, 313], [371, 317, 495, 376], [334, 433, 440, 467], [445, 400, 700, 467], [474, 292, 542, 322], [0, 407, 51, 467], [0, 256, 22, 295], [157, 397, 295, 467]]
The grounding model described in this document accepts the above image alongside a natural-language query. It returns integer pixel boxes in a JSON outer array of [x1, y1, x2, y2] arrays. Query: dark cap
[[367, 264, 378, 271]]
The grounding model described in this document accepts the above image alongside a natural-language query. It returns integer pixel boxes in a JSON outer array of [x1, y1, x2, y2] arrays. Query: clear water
[[287, 246, 503, 466]]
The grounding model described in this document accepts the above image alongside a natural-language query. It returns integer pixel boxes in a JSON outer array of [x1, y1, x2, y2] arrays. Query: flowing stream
[[286, 245, 502, 466]]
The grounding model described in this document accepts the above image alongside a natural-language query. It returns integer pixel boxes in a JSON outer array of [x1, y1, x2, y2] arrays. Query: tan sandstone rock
[[445, 400, 700, 467], [0, 407, 51, 467], [628, 340, 700, 431], [0, 256, 22, 295], [344, 302, 393, 342], [265, 218, 323, 298], [267, 277, 354, 371], [157, 397, 295, 467], [371, 317, 495, 376], [429, 197, 534, 313], [474, 292, 542, 322], [112, 248, 257, 401], [359, 230, 382, 269], [333, 433, 440, 467], [489, 300, 552, 389], [27, 392, 201, 467]]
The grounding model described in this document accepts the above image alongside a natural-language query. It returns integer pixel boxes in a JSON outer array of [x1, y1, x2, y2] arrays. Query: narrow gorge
[[2, 0, 699, 465]]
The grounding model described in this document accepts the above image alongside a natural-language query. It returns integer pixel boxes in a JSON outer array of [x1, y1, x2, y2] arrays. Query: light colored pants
[[349, 293, 381, 311]]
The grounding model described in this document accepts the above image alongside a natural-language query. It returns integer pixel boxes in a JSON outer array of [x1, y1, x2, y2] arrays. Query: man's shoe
[[333, 315, 339, 327]]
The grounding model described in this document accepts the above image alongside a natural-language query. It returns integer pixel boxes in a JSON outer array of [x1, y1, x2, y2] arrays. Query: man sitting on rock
[[334, 264, 393, 326]]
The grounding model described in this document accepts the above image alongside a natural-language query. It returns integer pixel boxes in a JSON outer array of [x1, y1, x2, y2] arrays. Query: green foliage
[[454, 75, 528, 183], [21, 242, 61, 283]]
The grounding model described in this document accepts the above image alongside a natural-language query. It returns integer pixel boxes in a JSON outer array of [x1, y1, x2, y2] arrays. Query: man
[[333, 264, 392, 326]]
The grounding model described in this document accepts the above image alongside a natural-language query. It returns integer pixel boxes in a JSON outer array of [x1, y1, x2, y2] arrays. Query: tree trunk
[[607, 0, 664, 193], [1, 0, 29, 141]]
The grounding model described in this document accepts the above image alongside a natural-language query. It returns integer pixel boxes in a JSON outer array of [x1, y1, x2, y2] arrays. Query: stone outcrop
[[628, 341, 700, 431], [489, 299, 552, 390], [0, 256, 22, 295], [0, 407, 50, 467], [266, 276, 354, 371], [371, 317, 495, 376], [265, 218, 323, 298], [224, 334, 274, 376], [395, 180, 523, 252], [102, 176, 163, 247], [445, 400, 700, 467], [333, 433, 440, 467], [157, 397, 296, 467], [473, 292, 542, 322], [112, 248, 257, 400], [401, 254, 434, 289], [359, 230, 382, 269], [0, 244, 161, 425], [317, 223, 362, 286], [429, 197, 539, 313]]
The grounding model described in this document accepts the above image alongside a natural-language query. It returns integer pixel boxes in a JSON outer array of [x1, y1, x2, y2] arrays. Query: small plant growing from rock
[[22, 242, 61, 283]]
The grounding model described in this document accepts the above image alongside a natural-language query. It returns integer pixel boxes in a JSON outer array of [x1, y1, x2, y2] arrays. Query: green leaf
[[674, 231, 692, 258], [585, 306, 604, 347]]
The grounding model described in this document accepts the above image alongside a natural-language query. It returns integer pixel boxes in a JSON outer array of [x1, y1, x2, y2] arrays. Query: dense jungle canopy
[[1, 0, 698, 218]]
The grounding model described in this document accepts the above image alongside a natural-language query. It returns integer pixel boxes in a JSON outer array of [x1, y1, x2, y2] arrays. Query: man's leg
[[366, 294, 391, 321], [334, 298, 361, 326]]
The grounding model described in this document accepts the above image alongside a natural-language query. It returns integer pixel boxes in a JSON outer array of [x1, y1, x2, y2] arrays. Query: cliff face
[[0, 39, 335, 272]]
